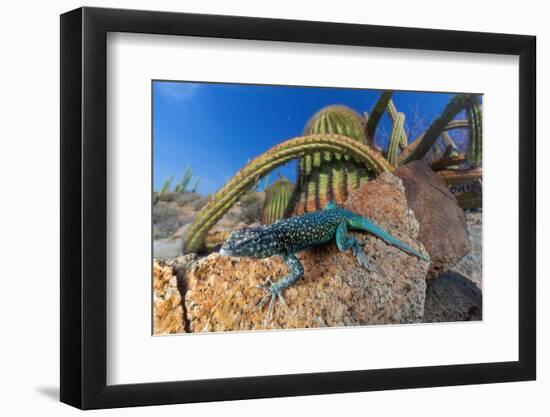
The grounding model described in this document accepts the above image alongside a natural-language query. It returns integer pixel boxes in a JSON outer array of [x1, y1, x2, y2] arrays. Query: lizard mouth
[[219, 243, 232, 256]]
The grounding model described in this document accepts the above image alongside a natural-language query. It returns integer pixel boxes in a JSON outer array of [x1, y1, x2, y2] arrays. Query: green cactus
[[175, 165, 193, 193], [399, 94, 479, 164], [467, 98, 482, 167], [183, 133, 392, 253], [159, 175, 173, 195], [262, 178, 294, 224], [365, 91, 393, 144], [287, 105, 375, 215], [386, 99, 408, 149], [387, 111, 405, 166]]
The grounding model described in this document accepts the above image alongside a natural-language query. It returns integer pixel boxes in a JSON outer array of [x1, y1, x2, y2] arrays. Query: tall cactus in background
[[262, 178, 294, 224], [386, 99, 408, 150], [287, 105, 375, 215], [175, 165, 193, 193], [386, 111, 405, 166], [159, 175, 173, 194], [467, 98, 483, 167], [154, 174, 174, 205], [399, 94, 479, 164], [365, 91, 393, 144]]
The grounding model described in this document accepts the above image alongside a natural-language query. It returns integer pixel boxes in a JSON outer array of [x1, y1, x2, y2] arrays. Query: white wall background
[[0, 0, 545, 415]]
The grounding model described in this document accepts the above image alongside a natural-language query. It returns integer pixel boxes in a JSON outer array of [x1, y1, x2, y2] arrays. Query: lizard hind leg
[[255, 254, 304, 324], [335, 222, 374, 272]]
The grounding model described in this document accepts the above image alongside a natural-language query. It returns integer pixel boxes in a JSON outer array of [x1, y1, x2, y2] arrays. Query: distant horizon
[[153, 81, 473, 195]]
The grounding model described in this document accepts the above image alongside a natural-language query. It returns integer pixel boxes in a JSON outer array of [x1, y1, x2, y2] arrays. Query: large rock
[[423, 211, 483, 322], [423, 271, 482, 322], [394, 161, 471, 277], [451, 211, 482, 288], [184, 172, 429, 332], [153, 260, 186, 334]]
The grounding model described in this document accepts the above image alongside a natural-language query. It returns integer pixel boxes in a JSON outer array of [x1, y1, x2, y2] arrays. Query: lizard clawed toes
[[353, 247, 374, 272], [254, 278, 286, 324]]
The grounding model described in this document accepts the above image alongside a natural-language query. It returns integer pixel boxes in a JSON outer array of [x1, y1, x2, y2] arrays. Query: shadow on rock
[[423, 271, 482, 322]]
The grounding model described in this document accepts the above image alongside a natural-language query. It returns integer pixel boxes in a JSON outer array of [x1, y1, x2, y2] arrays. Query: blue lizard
[[219, 201, 430, 320]]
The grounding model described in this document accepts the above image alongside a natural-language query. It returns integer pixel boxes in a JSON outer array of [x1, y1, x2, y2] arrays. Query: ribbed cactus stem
[[467, 99, 483, 167], [399, 94, 478, 164], [262, 178, 294, 224], [288, 105, 375, 215], [183, 133, 391, 253], [387, 112, 405, 166], [365, 91, 393, 144], [386, 99, 409, 150], [387, 99, 398, 120]]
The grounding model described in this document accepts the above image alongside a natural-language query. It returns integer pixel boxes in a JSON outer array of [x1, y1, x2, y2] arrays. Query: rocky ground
[[152, 163, 482, 334]]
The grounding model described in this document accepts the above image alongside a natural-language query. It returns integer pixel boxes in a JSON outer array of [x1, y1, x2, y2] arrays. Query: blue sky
[[153, 81, 464, 195]]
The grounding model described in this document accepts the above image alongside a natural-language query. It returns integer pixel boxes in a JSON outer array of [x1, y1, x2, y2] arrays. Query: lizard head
[[219, 226, 278, 259]]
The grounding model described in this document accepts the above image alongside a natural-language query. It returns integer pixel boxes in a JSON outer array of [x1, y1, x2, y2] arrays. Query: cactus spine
[[183, 133, 391, 253], [262, 178, 294, 224]]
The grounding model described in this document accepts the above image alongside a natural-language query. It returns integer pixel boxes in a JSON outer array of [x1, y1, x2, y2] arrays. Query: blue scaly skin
[[219, 201, 430, 321]]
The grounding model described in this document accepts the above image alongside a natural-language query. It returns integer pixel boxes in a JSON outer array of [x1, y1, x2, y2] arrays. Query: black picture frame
[[60, 6, 536, 410]]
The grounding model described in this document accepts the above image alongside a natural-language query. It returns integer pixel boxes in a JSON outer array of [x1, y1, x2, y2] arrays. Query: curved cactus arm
[[183, 134, 392, 253], [398, 118, 468, 163], [445, 119, 469, 130], [386, 112, 405, 166], [398, 94, 477, 164], [386, 98, 398, 120], [467, 100, 483, 166], [365, 91, 393, 145]]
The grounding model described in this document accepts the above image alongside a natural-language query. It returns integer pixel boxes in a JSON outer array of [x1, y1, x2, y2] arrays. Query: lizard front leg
[[335, 222, 374, 272], [256, 253, 304, 322]]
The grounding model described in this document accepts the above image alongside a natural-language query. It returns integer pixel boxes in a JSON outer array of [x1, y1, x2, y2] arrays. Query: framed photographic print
[[60, 6, 536, 409]]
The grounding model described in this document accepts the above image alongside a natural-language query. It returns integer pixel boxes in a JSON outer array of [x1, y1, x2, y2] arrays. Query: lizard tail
[[348, 215, 431, 263]]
